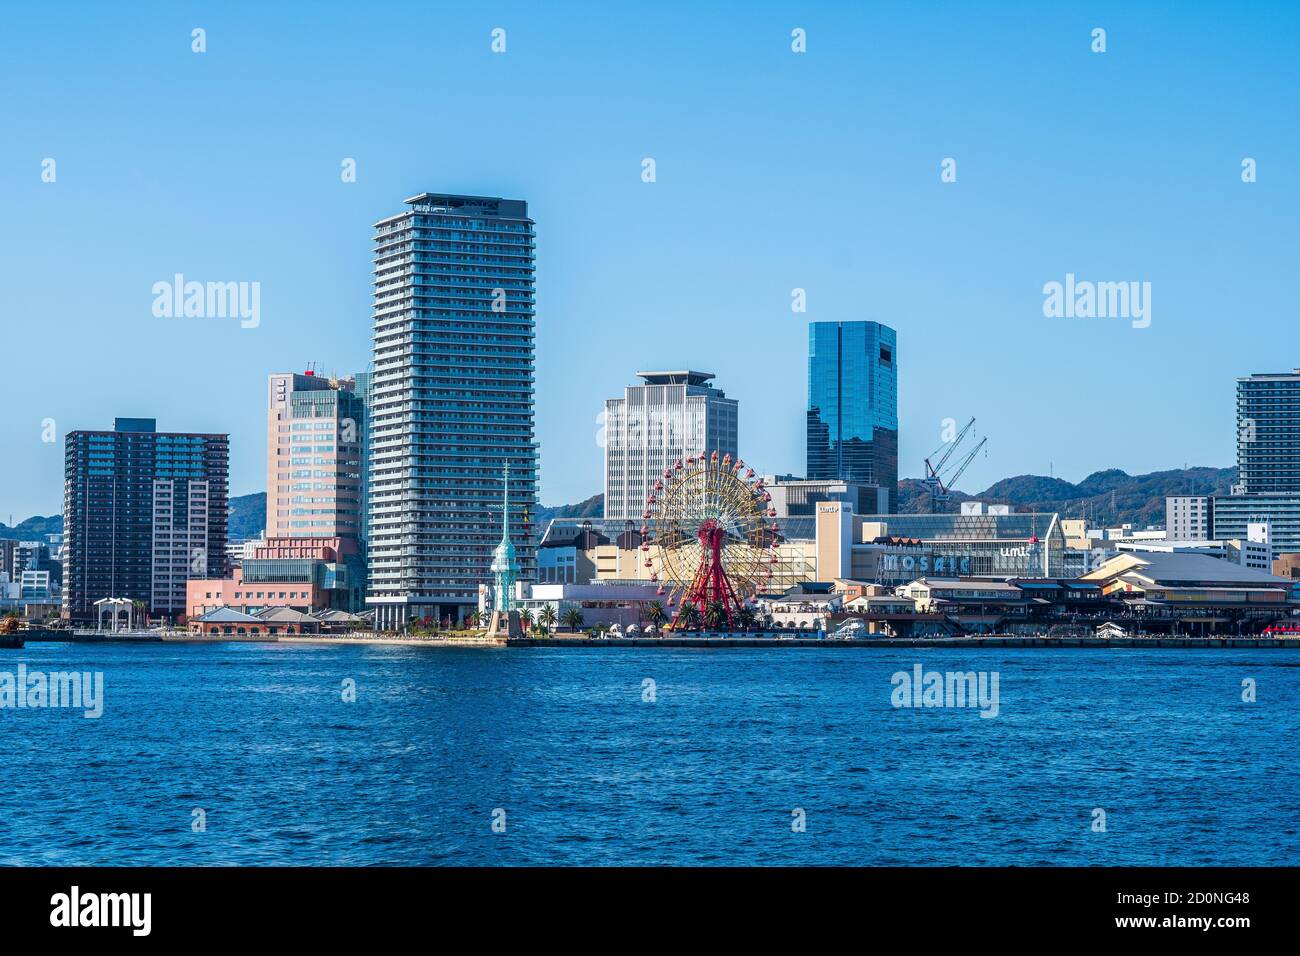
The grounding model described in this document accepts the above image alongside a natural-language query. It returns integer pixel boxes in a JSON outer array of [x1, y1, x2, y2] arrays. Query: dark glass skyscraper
[[63, 417, 229, 623], [806, 321, 898, 512]]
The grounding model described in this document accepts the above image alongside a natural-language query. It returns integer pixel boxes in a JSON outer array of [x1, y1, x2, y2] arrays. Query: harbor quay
[[11, 625, 1299, 651], [512, 634, 1300, 650]]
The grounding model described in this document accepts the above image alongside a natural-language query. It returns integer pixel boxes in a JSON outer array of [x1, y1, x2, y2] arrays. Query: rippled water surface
[[1, 641, 1296, 865]]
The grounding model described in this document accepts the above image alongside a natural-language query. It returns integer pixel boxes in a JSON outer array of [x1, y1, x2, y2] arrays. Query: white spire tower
[[489, 462, 519, 613]]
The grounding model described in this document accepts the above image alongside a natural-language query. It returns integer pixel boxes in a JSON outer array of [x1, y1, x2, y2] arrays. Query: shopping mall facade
[[813, 502, 1067, 581]]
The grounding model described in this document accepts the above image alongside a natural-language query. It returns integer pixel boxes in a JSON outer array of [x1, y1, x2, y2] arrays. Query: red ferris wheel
[[640, 451, 781, 630]]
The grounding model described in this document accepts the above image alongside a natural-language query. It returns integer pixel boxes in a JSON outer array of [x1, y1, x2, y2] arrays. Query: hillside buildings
[[0, 536, 63, 616], [603, 371, 738, 522], [0, 540, 17, 580], [63, 417, 229, 623], [366, 193, 538, 628]]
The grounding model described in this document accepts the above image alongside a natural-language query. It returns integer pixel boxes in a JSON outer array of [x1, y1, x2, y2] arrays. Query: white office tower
[[1166, 495, 1214, 541], [603, 371, 738, 522]]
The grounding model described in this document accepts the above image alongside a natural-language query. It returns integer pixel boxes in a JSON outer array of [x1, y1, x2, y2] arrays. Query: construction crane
[[922, 417, 988, 513]]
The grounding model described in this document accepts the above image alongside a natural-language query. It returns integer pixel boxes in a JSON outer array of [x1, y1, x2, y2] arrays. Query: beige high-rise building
[[266, 371, 367, 541]]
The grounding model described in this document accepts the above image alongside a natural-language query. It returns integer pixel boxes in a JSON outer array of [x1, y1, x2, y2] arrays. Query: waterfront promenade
[[516, 634, 1300, 649], [12, 628, 1300, 650]]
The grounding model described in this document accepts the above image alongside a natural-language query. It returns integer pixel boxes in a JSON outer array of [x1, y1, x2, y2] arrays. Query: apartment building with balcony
[[366, 193, 538, 629], [63, 417, 229, 623]]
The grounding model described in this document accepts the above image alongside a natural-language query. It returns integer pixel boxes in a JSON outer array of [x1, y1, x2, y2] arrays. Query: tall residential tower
[[1236, 369, 1300, 494], [63, 417, 229, 623], [806, 321, 898, 512], [1214, 368, 1300, 556], [366, 193, 537, 628]]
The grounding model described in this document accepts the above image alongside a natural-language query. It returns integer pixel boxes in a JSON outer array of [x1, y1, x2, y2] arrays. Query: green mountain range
[[227, 492, 266, 540], [0, 513, 63, 541], [0, 492, 269, 542], [897, 467, 1235, 526], [533, 493, 604, 528], [535, 466, 1236, 530]]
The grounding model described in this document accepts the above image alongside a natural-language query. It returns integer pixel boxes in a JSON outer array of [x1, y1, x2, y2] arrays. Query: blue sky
[[2, 1, 1297, 520]]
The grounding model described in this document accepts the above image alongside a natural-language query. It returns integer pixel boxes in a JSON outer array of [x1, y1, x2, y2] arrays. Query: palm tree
[[646, 601, 666, 628], [464, 609, 480, 629], [678, 602, 702, 630], [520, 608, 534, 632], [539, 604, 558, 632], [561, 607, 584, 632], [704, 600, 727, 631], [735, 605, 757, 631]]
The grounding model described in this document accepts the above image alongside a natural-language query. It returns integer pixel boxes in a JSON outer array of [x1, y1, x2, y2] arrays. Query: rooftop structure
[[1083, 551, 1293, 588], [640, 370, 717, 386]]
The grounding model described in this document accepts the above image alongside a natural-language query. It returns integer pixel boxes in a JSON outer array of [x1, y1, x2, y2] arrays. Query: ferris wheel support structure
[[674, 519, 745, 629], [641, 450, 779, 631]]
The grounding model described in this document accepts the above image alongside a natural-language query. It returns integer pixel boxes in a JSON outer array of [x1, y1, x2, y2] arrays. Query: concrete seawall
[[513, 635, 1300, 649], [18, 629, 506, 648], [21, 629, 164, 643], [15, 629, 1300, 650]]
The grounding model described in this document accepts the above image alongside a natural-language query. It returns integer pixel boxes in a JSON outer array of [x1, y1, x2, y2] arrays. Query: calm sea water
[[1, 641, 1296, 866]]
